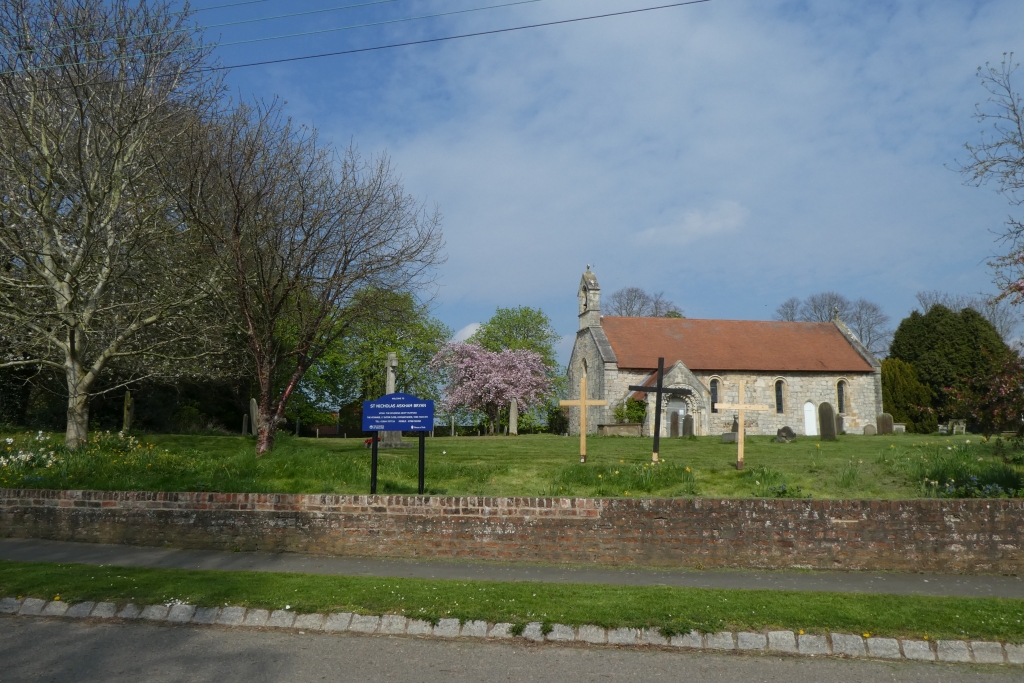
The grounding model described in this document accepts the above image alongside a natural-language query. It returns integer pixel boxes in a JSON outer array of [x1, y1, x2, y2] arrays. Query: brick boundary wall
[[2, 489, 1023, 573]]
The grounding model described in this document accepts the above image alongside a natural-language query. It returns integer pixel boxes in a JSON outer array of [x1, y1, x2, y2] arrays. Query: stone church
[[566, 269, 883, 437]]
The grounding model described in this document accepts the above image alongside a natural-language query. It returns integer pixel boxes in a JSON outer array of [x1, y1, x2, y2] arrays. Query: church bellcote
[[578, 267, 601, 329]]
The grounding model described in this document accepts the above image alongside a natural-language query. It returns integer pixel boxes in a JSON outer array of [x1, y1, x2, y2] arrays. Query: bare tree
[[959, 54, 1024, 303], [774, 297, 801, 322], [650, 292, 684, 317], [177, 102, 444, 454], [0, 0, 222, 447], [915, 290, 1020, 342], [846, 299, 892, 357], [800, 292, 851, 323], [605, 287, 652, 316], [605, 286, 683, 317]]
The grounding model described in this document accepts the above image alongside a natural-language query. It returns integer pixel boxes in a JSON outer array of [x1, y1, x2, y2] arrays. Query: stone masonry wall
[[2, 489, 1022, 574], [693, 371, 880, 436]]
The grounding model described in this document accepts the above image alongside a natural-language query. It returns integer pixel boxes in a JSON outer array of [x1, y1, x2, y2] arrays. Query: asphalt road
[[2, 537, 1023, 598], [0, 616, 1018, 683]]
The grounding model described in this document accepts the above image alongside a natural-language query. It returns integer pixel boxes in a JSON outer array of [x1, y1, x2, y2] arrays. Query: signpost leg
[[652, 357, 665, 464], [370, 433, 379, 494], [418, 433, 426, 495]]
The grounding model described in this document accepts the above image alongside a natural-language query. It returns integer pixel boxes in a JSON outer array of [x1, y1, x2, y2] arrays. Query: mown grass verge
[[2, 560, 1023, 642]]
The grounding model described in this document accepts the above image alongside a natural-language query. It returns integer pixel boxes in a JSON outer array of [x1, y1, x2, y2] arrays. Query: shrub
[[613, 398, 647, 425]]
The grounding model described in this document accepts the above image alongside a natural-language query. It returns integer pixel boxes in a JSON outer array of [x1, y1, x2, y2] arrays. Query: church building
[[566, 269, 883, 437]]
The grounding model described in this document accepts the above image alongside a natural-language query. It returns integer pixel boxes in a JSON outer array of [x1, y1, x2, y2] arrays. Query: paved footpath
[[1, 617, 1019, 683], [2, 537, 1023, 598]]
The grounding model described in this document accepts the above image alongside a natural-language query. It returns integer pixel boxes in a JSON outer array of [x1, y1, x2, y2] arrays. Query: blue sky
[[197, 0, 1024, 363]]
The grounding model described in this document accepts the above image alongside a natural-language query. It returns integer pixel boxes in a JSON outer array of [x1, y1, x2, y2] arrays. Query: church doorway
[[803, 401, 817, 436]]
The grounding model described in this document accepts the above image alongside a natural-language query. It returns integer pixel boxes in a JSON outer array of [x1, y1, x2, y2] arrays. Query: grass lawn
[[1, 430, 1021, 499], [2, 559, 1023, 641]]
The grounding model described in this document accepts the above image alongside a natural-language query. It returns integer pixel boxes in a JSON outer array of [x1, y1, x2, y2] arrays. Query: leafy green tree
[[881, 358, 935, 433], [469, 307, 561, 369], [889, 304, 1009, 421], [295, 289, 451, 428]]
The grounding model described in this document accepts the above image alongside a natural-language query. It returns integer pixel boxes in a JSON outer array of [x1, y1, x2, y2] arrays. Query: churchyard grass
[[2, 559, 1023, 642], [1, 430, 1019, 499]]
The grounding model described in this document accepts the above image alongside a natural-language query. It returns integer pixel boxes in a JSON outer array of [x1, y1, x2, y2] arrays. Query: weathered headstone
[[722, 432, 738, 443], [730, 416, 740, 433], [863, 424, 877, 436], [818, 403, 837, 441], [776, 426, 796, 443], [122, 390, 134, 433], [877, 413, 893, 435], [835, 414, 844, 435], [509, 397, 518, 436], [249, 398, 258, 437], [670, 412, 680, 437], [682, 414, 694, 437], [242, 414, 249, 436]]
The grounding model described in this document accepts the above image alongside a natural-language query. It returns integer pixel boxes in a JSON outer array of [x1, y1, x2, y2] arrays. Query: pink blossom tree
[[431, 342, 550, 434]]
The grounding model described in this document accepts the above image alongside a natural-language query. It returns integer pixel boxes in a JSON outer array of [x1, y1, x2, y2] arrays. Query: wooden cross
[[560, 374, 607, 463], [628, 357, 692, 464], [714, 379, 769, 470]]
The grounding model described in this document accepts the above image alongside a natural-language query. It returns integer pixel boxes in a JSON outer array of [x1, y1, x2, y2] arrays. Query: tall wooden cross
[[714, 379, 769, 470], [560, 374, 607, 463], [628, 357, 692, 464]]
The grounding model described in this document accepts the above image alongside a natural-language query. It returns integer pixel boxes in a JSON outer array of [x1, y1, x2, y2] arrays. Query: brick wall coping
[[3, 488, 1023, 514]]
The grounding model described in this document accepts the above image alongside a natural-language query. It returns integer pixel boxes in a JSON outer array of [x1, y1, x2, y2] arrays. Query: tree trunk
[[64, 368, 90, 448], [255, 359, 276, 456]]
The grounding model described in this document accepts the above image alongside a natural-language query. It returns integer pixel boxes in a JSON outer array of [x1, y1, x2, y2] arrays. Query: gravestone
[[835, 414, 844, 435], [776, 426, 796, 443], [722, 432, 738, 443], [730, 416, 740, 433], [122, 391, 134, 432], [509, 397, 519, 436], [682, 414, 694, 437], [670, 412, 680, 437], [242, 414, 249, 436], [863, 424, 877, 436], [818, 403, 837, 441], [877, 413, 893, 435], [249, 398, 258, 437]]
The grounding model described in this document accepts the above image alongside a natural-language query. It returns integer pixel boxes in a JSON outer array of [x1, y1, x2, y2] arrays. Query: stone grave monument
[[818, 403, 837, 441], [835, 414, 844, 435], [863, 424, 877, 436], [877, 413, 893, 435], [379, 352, 410, 448], [509, 397, 518, 436], [682, 414, 694, 437], [249, 398, 258, 436], [776, 426, 796, 443]]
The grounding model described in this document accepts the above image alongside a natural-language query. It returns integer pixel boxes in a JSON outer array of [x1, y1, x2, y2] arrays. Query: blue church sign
[[362, 393, 435, 432]]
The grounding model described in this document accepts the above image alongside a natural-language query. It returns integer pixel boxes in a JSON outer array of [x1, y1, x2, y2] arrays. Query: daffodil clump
[[0, 431, 59, 476]]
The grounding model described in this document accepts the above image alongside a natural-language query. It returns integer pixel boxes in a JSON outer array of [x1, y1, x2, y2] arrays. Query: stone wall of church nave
[[692, 372, 879, 436]]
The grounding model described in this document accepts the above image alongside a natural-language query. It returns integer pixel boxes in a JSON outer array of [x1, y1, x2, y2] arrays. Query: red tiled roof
[[600, 317, 874, 373]]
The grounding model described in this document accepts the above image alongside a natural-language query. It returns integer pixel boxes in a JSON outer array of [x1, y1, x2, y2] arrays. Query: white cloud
[[453, 322, 481, 342], [636, 201, 750, 246]]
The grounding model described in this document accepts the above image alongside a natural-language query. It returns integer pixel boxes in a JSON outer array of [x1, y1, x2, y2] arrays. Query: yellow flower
[[598, 474, 602, 478], [619, 459, 624, 463], [863, 632, 871, 638], [799, 630, 804, 635], [685, 467, 691, 472], [615, 471, 619, 475]]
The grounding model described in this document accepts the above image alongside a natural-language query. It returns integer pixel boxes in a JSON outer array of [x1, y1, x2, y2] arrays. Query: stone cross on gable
[[628, 357, 692, 464], [560, 374, 606, 463], [714, 379, 769, 470]]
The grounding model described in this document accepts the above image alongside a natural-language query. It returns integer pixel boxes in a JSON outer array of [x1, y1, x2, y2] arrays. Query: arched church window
[[775, 380, 785, 414], [837, 380, 847, 414], [710, 379, 719, 413]]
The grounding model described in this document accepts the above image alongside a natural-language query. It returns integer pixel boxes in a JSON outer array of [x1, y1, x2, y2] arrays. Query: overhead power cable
[[214, 0, 711, 71], [0, 0, 545, 75], [5, 0, 711, 91], [5, 0, 452, 58]]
